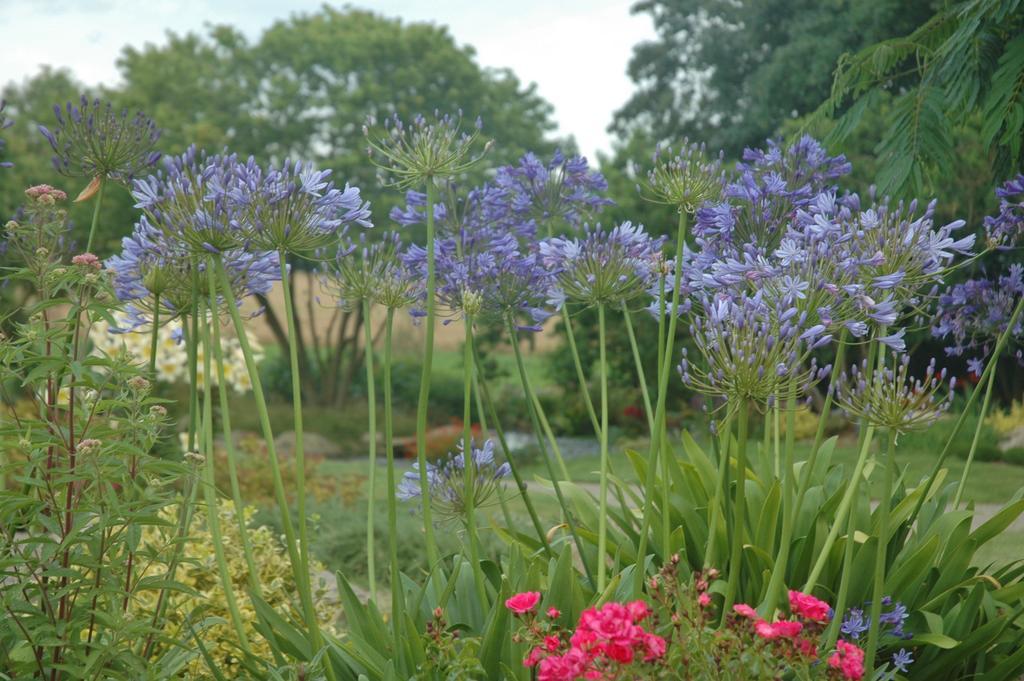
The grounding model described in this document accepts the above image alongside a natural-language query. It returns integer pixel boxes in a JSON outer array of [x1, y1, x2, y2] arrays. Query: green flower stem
[[84, 178, 105, 254], [596, 303, 611, 590], [382, 307, 406, 659], [472, 338, 552, 557], [147, 304, 160, 377], [562, 306, 601, 439], [865, 429, 899, 676], [633, 211, 687, 592], [953, 362, 998, 508], [803, 422, 876, 592], [721, 399, 750, 616], [703, 409, 735, 568], [415, 182, 441, 567], [278, 251, 314, 599], [362, 299, 379, 601], [794, 333, 848, 511], [759, 383, 797, 616], [910, 293, 1024, 527], [622, 302, 654, 435], [472, 370, 515, 529], [824, 495, 859, 650], [199, 297, 252, 654], [507, 318, 592, 586], [213, 259, 325, 665], [207, 270, 262, 597], [462, 316, 488, 606]]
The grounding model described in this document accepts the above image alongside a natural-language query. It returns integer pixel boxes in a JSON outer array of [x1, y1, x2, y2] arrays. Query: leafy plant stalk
[[362, 298, 378, 601]]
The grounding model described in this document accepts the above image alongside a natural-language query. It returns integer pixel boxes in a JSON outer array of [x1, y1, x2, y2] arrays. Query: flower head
[[828, 640, 866, 680], [833, 354, 953, 433], [39, 95, 161, 181], [932, 267, 1024, 362], [540, 222, 664, 308], [640, 140, 723, 211], [322, 231, 420, 311], [364, 110, 490, 188], [984, 174, 1024, 247], [789, 590, 831, 623], [495, 150, 613, 236], [505, 591, 541, 615], [396, 439, 510, 520], [233, 157, 372, 252]]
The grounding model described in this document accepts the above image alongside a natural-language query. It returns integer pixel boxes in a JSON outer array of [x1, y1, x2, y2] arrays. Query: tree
[[611, 0, 935, 157], [812, 0, 1024, 195]]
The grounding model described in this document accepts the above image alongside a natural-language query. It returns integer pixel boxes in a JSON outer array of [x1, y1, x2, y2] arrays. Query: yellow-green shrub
[[987, 399, 1024, 435], [139, 501, 340, 679]]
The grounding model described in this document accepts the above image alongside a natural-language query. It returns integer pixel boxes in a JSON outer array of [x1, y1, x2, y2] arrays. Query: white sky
[[0, 0, 656, 160]]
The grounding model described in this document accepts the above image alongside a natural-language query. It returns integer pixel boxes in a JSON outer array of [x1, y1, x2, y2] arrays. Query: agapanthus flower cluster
[[106, 215, 281, 327], [679, 291, 830, 403], [0, 99, 12, 168], [983, 174, 1024, 248], [39, 95, 161, 181], [321, 232, 420, 311], [133, 145, 249, 253], [403, 227, 558, 328], [833, 354, 954, 433], [231, 157, 371, 252], [540, 222, 664, 308], [390, 182, 514, 235], [364, 110, 491, 188], [494, 150, 613, 235], [932, 265, 1024, 366], [396, 439, 510, 521], [640, 140, 723, 211], [840, 597, 911, 642]]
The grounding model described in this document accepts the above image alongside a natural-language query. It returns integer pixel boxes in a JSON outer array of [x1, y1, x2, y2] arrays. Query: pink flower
[[698, 592, 711, 607], [545, 635, 561, 652], [754, 619, 780, 640], [547, 607, 561, 619], [770, 620, 803, 639], [795, 637, 818, 659], [643, 633, 667, 661], [788, 590, 831, 623], [828, 640, 866, 680], [72, 253, 101, 270], [626, 600, 651, 621], [506, 591, 541, 614], [524, 646, 545, 668], [733, 604, 758, 619], [538, 648, 590, 681]]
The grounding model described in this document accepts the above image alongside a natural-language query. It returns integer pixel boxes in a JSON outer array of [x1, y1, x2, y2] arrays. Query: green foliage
[[612, 0, 934, 158], [812, 0, 1024, 195], [0, 193, 194, 678]]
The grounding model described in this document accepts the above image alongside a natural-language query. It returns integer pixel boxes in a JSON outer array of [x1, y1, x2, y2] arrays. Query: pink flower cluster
[[507, 593, 666, 681], [829, 640, 866, 680], [24, 184, 67, 203], [71, 253, 102, 270], [732, 590, 865, 680]]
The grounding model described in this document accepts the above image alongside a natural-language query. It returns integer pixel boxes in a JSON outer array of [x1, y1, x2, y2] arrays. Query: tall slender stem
[[596, 304, 610, 590], [472, 339, 552, 556], [562, 306, 600, 438], [953, 365, 997, 508], [507, 318, 592, 586], [199, 298, 252, 653], [84, 178, 105, 254], [382, 307, 406, 659], [722, 399, 749, 615], [208, 270, 262, 597], [462, 316, 488, 605], [865, 429, 899, 676], [415, 182, 441, 566], [362, 299, 378, 600], [278, 251, 313, 600], [147, 304, 160, 377], [213, 258, 325, 664], [703, 409, 735, 568], [634, 211, 687, 591], [760, 382, 797, 616], [622, 302, 655, 435]]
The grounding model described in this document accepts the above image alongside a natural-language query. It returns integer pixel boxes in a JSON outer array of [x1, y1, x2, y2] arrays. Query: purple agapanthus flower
[[39, 95, 161, 181], [397, 439, 510, 521], [233, 157, 372, 252], [539, 221, 664, 308], [984, 174, 1024, 247], [932, 265, 1024, 362]]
